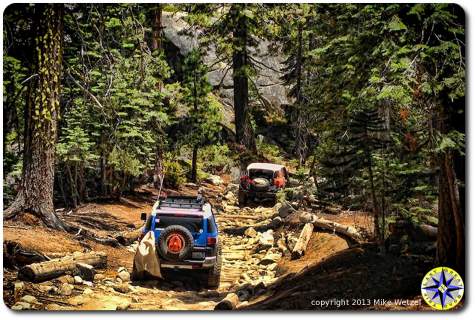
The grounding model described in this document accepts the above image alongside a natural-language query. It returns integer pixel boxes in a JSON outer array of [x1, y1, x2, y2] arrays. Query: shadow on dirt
[[131, 269, 213, 292]]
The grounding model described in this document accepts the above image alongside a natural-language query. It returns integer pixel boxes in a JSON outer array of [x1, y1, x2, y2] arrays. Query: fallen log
[[4, 241, 49, 269], [214, 293, 240, 310], [19, 251, 107, 283], [291, 223, 314, 260], [310, 215, 362, 243]]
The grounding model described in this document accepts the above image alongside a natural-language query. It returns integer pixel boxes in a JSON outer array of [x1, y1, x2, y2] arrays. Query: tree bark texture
[[19, 251, 107, 283], [231, 5, 256, 154], [4, 4, 64, 229], [291, 222, 314, 260]]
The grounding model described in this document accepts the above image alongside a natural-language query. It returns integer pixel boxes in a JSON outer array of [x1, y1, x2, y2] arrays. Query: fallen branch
[[291, 223, 314, 260], [19, 251, 107, 283]]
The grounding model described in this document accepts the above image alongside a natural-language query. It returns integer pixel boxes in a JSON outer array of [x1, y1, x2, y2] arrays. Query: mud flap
[[132, 231, 162, 280]]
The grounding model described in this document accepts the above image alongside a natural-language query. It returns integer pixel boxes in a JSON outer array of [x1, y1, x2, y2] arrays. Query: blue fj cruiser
[[139, 195, 221, 288]]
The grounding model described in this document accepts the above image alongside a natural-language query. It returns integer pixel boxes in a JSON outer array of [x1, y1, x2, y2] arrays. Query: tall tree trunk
[[294, 24, 307, 167], [191, 145, 198, 183], [99, 133, 108, 196], [4, 4, 64, 229], [436, 103, 465, 275], [151, 5, 162, 54], [231, 5, 256, 155], [151, 4, 164, 189], [437, 153, 464, 272], [366, 150, 380, 240]]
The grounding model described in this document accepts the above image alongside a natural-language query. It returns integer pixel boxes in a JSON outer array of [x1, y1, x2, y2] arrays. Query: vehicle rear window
[[249, 169, 274, 180], [156, 215, 203, 233]]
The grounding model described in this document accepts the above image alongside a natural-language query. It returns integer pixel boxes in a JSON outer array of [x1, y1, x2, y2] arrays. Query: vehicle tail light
[[207, 237, 217, 246], [240, 175, 250, 182], [240, 175, 252, 188], [274, 178, 284, 188]]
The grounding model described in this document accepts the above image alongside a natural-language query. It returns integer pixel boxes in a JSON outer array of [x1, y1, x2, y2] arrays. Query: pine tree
[[180, 49, 222, 182], [5, 4, 65, 229]]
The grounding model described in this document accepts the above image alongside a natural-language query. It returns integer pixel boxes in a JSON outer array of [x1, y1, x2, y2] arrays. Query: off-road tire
[[238, 190, 247, 206], [206, 242, 222, 289], [158, 225, 194, 262]]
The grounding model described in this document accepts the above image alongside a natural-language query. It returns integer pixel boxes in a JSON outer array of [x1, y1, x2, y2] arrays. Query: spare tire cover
[[253, 177, 271, 188], [158, 225, 194, 262]]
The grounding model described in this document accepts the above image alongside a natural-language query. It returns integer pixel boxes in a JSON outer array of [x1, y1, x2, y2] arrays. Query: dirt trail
[[3, 182, 373, 311]]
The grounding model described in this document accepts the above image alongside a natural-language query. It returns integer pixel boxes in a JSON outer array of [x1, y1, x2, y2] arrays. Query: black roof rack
[[157, 195, 205, 210]]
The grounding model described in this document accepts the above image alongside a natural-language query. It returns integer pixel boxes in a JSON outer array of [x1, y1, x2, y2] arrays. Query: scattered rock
[[257, 230, 274, 251], [275, 201, 295, 218], [83, 281, 93, 287], [244, 227, 257, 238], [226, 183, 239, 193], [14, 282, 25, 295], [117, 270, 130, 282], [94, 273, 105, 282], [267, 263, 278, 271], [69, 295, 85, 306], [113, 283, 130, 294], [20, 295, 38, 304], [259, 252, 282, 265], [74, 275, 83, 284], [75, 263, 95, 281], [45, 303, 62, 310], [205, 175, 223, 186], [224, 191, 236, 202], [11, 301, 31, 310], [58, 275, 74, 284], [37, 284, 55, 294], [59, 283, 74, 296], [83, 288, 93, 295], [116, 301, 131, 310]]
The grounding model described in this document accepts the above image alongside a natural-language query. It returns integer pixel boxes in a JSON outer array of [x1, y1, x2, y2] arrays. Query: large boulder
[[161, 11, 292, 125], [257, 230, 274, 251]]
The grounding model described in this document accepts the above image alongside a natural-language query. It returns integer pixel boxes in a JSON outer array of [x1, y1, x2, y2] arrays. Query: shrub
[[198, 144, 234, 174], [163, 160, 186, 188]]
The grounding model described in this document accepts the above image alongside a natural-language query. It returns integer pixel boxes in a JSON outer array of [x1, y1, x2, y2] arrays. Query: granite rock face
[[161, 11, 292, 126]]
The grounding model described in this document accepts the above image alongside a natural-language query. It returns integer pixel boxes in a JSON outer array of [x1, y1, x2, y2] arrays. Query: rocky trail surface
[[3, 179, 378, 311]]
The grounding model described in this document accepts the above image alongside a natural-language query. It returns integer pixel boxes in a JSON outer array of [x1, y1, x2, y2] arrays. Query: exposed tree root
[[4, 201, 120, 247]]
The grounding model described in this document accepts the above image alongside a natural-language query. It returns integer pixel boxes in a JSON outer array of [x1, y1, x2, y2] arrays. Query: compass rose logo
[[421, 267, 464, 310]]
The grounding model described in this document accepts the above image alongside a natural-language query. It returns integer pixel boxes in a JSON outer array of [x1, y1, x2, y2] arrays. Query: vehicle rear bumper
[[160, 256, 216, 270]]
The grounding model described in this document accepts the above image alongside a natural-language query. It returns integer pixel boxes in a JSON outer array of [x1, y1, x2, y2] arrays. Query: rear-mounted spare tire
[[158, 225, 194, 261]]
